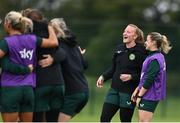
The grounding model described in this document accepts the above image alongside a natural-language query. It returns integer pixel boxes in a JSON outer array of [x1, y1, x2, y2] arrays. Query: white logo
[[117, 50, 122, 54], [19, 48, 34, 60], [139, 103, 144, 107], [126, 101, 132, 105], [129, 53, 135, 60]]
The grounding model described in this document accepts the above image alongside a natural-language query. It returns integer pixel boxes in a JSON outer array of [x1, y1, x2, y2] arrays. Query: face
[[145, 35, 155, 51], [123, 25, 137, 44]]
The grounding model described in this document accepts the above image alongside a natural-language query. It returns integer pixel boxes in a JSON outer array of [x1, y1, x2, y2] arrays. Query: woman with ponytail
[[0, 11, 58, 122], [131, 32, 172, 122]]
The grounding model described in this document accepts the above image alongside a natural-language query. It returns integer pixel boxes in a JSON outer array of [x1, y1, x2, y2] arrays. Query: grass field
[[70, 77, 180, 122]]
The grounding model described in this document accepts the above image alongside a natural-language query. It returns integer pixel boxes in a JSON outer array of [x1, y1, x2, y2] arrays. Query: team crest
[[129, 53, 135, 60]]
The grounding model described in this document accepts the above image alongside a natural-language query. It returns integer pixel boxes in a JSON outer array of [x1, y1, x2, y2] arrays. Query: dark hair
[[23, 9, 44, 21]]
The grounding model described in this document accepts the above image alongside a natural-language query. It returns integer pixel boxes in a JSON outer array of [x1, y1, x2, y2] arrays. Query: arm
[[0, 40, 8, 58], [1, 56, 31, 74], [96, 64, 115, 88], [40, 26, 58, 48], [38, 47, 66, 68]]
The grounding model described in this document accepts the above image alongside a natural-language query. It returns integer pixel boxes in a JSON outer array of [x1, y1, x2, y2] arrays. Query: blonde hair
[[148, 32, 172, 54], [128, 24, 144, 44], [23, 17, 33, 33], [5, 11, 32, 33], [50, 18, 66, 38]]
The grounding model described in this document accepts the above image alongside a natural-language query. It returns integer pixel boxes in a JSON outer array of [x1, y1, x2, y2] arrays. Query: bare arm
[[41, 26, 58, 48], [0, 49, 6, 58]]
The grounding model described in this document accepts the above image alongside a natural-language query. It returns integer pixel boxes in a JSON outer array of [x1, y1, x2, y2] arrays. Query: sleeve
[[143, 60, 160, 89], [36, 36, 43, 47], [102, 54, 116, 82], [51, 47, 66, 63], [0, 39, 9, 53], [81, 56, 88, 70], [1, 56, 30, 74], [102, 47, 118, 82]]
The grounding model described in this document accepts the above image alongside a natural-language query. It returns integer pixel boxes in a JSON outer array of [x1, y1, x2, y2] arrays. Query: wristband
[[137, 95, 143, 98]]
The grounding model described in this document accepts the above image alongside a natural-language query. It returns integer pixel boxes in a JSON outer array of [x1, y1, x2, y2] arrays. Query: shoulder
[[134, 43, 147, 55], [114, 44, 125, 52]]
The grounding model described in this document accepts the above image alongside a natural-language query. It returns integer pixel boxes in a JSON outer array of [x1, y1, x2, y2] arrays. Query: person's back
[[1, 34, 37, 87]]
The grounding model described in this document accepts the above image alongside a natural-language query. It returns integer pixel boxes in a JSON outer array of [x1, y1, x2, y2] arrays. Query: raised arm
[[40, 26, 59, 48]]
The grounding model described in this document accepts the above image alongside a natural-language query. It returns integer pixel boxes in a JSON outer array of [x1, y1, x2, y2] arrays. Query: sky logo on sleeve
[[19, 48, 34, 60]]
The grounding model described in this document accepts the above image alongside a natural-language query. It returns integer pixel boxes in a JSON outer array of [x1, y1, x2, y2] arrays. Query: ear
[[134, 34, 138, 40]]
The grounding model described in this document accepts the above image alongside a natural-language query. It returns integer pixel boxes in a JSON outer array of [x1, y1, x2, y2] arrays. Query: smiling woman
[[96, 24, 147, 122]]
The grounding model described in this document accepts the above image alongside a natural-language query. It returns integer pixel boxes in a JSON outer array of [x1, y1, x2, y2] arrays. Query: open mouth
[[123, 36, 128, 39]]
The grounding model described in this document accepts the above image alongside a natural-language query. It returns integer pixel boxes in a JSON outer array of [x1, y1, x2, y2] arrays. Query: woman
[[131, 32, 172, 122], [22, 9, 65, 122], [96, 24, 147, 122], [39, 18, 89, 122], [0, 11, 58, 122]]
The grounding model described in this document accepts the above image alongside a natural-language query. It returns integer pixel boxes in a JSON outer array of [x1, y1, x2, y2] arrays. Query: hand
[[136, 97, 141, 107], [78, 46, 86, 54], [28, 64, 33, 73], [131, 89, 139, 102], [120, 74, 132, 82], [96, 75, 104, 88], [38, 54, 54, 68]]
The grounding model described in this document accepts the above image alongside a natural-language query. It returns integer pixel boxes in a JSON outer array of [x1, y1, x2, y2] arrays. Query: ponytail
[[5, 11, 33, 33], [148, 32, 172, 54], [161, 35, 172, 54], [20, 17, 33, 33]]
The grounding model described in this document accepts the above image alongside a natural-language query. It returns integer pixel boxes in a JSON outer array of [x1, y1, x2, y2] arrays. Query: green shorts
[[138, 99, 159, 113], [61, 92, 89, 117], [104, 88, 135, 109], [34, 85, 65, 112], [1, 86, 34, 113]]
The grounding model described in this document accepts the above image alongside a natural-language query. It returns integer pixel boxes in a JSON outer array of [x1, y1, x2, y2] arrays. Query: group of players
[[0, 9, 88, 122], [0, 8, 172, 122]]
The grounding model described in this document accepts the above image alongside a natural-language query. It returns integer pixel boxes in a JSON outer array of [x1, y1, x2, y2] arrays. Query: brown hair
[[22, 9, 44, 21]]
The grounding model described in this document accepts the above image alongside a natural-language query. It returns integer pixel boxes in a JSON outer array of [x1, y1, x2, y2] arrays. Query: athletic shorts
[[138, 99, 159, 113], [61, 92, 89, 117], [104, 88, 135, 109], [1, 86, 34, 113], [34, 85, 65, 112]]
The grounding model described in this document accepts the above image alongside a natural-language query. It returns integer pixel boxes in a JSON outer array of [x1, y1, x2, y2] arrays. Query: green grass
[[70, 77, 180, 122]]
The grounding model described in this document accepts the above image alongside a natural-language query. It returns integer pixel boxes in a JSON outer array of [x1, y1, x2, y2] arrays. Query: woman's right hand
[[96, 75, 104, 88]]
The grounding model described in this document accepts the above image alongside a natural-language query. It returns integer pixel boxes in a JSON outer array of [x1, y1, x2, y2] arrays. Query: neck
[[150, 47, 158, 52], [8, 30, 22, 36], [125, 41, 136, 48]]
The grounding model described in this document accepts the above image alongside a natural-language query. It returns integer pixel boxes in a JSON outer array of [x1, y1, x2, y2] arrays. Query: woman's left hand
[[136, 97, 141, 107]]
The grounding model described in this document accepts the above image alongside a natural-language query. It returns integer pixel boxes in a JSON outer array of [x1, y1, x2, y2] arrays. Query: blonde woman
[[131, 32, 172, 122], [0, 11, 58, 122], [39, 18, 89, 122]]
